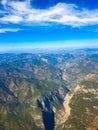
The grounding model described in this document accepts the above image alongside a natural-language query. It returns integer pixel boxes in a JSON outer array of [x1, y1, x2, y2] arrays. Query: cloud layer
[[0, 0, 98, 32], [0, 39, 98, 52]]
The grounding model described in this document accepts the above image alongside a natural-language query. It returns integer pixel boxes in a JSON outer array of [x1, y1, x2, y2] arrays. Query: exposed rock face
[[55, 85, 80, 129], [37, 87, 69, 111], [37, 87, 69, 130]]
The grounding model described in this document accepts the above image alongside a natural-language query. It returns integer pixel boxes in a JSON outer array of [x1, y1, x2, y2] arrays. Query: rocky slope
[[0, 53, 69, 130], [0, 50, 98, 130], [55, 80, 98, 130]]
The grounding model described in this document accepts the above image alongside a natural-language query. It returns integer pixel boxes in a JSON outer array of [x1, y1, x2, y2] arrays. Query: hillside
[[0, 50, 98, 130], [56, 81, 98, 130]]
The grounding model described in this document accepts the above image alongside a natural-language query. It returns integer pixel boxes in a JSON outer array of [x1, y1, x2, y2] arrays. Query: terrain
[[0, 48, 98, 130]]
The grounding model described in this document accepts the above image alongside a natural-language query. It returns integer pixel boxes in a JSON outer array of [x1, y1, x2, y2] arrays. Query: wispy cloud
[[0, 0, 98, 29], [0, 28, 21, 33], [1, 0, 7, 6]]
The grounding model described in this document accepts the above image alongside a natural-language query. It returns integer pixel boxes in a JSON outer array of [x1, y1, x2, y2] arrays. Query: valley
[[0, 49, 98, 130]]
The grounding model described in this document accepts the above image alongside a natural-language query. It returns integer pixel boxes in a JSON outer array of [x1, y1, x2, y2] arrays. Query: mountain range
[[0, 49, 98, 130]]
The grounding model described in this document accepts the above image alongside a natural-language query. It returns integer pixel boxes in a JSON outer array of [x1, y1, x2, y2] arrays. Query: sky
[[0, 0, 98, 52]]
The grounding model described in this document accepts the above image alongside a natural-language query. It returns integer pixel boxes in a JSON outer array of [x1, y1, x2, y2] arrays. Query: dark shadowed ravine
[[42, 110, 55, 130]]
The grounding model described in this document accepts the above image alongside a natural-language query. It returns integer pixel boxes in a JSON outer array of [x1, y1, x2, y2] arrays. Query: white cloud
[[0, 1, 98, 27], [1, 15, 23, 23], [0, 28, 21, 33], [1, 0, 7, 6]]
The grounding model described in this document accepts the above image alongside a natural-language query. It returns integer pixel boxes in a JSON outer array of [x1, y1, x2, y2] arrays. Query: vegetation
[[0, 52, 98, 130], [63, 81, 98, 130]]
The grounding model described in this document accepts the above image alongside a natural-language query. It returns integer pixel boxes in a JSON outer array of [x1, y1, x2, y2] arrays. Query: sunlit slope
[[56, 81, 98, 130]]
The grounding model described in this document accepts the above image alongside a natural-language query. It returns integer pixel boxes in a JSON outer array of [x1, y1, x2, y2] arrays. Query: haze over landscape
[[0, 0, 98, 130]]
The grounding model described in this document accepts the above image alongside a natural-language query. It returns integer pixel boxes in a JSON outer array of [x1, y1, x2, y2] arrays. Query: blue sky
[[0, 0, 98, 52]]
